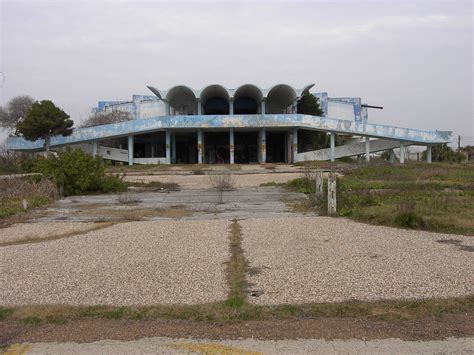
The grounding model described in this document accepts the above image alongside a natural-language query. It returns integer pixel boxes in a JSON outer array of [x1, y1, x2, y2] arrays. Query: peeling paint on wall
[[6, 114, 452, 151]]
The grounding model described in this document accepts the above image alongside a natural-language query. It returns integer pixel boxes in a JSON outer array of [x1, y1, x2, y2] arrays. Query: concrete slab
[[33, 187, 310, 223], [242, 216, 474, 305], [0, 220, 230, 306]]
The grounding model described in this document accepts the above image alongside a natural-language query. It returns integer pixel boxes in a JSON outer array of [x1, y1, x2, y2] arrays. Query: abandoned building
[[6, 84, 452, 164]]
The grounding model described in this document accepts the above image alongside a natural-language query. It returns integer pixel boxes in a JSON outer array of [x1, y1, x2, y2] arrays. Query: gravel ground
[[124, 172, 299, 189], [241, 216, 474, 305], [0, 220, 230, 306], [18, 336, 474, 354], [0, 222, 101, 244]]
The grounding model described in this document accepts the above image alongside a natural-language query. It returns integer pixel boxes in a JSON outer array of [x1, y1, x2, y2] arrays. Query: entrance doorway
[[234, 131, 258, 163], [266, 132, 286, 163], [175, 132, 198, 164], [204, 132, 230, 164]]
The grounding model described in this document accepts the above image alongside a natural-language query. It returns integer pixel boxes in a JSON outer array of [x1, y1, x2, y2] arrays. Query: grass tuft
[[225, 219, 248, 308]]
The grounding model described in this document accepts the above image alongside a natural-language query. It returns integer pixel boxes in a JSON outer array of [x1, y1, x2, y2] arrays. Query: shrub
[[394, 201, 425, 228], [31, 148, 127, 196], [0, 146, 32, 175], [394, 212, 425, 229]]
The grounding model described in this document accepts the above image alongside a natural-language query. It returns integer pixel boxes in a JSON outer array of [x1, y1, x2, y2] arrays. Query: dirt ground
[[1, 167, 473, 348], [2, 315, 474, 345]]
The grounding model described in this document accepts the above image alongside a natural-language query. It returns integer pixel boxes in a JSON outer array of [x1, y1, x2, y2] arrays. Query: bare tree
[[0, 95, 34, 133], [209, 172, 236, 204], [81, 109, 132, 128]]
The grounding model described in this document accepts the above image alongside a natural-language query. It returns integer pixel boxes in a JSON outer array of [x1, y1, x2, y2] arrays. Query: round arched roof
[[147, 84, 315, 107], [199, 84, 230, 104], [165, 85, 196, 102], [266, 84, 298, 113], [234, 84, 264, 102]]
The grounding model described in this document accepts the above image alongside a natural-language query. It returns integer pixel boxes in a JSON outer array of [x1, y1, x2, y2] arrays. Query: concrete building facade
[[6, 83, 451, 165]]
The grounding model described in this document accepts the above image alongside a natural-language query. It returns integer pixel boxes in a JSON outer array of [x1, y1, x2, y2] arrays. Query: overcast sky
[[1, 0, 472, 145]]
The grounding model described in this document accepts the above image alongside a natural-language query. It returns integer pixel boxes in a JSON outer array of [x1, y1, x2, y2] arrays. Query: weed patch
[[225, 220, 248, 308], [284, 162, 474, 235]]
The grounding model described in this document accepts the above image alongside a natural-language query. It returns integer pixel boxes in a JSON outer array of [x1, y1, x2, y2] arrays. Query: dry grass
[[1, 295, 472, 325], [0, 176, 58, 201], [0, 176, 58, 220], [0, 222, 116, 247], [117, 192, 142, 205]]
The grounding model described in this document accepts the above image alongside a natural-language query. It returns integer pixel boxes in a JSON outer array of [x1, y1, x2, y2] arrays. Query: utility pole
[[458, 135, 461, 152]]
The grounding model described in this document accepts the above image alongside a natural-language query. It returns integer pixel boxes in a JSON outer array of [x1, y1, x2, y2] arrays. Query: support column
[[197, 130, 203, 164], [92, 140, 98, 157], [128, 135, 134, 166], [400, 142, 405, 164], [330, 132, 336, 162], [292, 128, 298, 163], [260, 128, 266, 164], [328, 172, 337, 215], [229, 100, 234, 115], [165, 101, 170, 116], [171, 133, 176, 164], [389, 149, 395, 164], [426, 145, 432, 164], [165, 130, 171, 164], [261, 100, 266, 115], [365, 136, 370, 163], [229, 128, 234, 164], [197, 100, 202, 115]]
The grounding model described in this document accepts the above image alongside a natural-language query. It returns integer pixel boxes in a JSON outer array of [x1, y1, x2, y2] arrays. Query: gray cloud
[[1, 0, 472, 145]]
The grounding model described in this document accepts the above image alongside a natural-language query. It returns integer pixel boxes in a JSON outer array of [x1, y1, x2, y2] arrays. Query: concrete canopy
[[266, 84, 298, 114], [234, 84, 264, 114]]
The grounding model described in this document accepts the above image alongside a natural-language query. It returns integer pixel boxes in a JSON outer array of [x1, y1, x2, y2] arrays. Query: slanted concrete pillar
[[292, 128, 298, 163], [166, 130, 171, 164], [328, 172, 337, 215], [261, 100, 266, 115], [400, 142, 405, 164], [330, 132, 336, 162], [92, 140, 98, 157], [229, 100, 234, 115], [229, 128, 235, 164], [171, 133, 176, 164], [260, 128, 266, 163], [197, 100, 202, 115], [197, 130, 203, 164], [128, 135, 134, 166], [365, 136, 370, 162], [426, 145, 432, 164]]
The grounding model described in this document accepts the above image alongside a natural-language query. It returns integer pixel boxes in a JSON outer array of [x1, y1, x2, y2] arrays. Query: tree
[[297, 90, 324, 117], [16, 100, 74, 156], [0, 95, 34, 134], [422, 144, 465, 163], [81, 109, 132, 128], [296, 90, 329, 151]]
